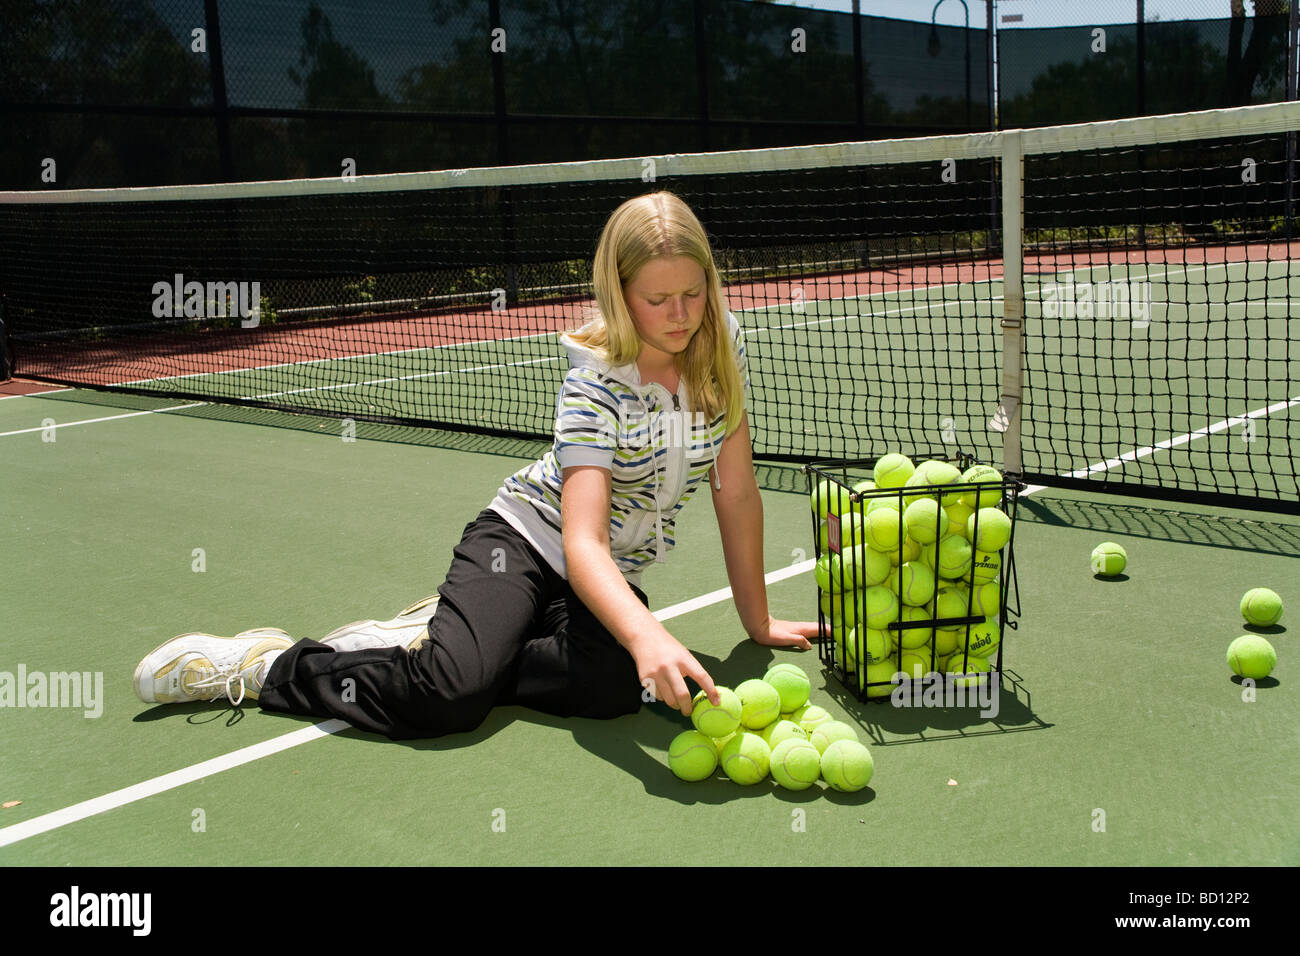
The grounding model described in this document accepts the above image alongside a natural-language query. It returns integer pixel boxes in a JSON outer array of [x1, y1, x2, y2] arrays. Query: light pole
[[927, 0, 971, 128]]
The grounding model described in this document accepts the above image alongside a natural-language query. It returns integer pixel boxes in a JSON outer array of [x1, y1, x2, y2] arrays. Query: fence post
[[488, 0, 517, 307], [203, 0, 234, 182], [695, 0, 711, 152], [852, 0, 865, 140]]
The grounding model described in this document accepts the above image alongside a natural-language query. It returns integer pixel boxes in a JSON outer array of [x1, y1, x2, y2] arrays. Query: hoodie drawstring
[[650, 391, 666, 563]]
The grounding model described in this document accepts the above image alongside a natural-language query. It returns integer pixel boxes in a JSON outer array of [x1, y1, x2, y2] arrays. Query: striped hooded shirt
[[488, 310, 751, 591]]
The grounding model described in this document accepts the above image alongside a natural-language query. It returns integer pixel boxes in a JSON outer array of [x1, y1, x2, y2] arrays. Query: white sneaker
[[134, 628, 294, 706], [319, 594, 439, 653]]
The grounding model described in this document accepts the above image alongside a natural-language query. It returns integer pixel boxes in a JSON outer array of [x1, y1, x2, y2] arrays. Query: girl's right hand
[[633, 632, 718, 717]]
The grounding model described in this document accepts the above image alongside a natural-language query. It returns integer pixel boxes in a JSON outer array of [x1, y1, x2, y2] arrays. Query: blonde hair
[[561, 191, 745, 435]]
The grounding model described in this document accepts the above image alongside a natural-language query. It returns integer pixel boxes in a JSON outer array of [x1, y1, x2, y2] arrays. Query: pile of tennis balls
[[1228, 587, 1283, 680], [810, 453, 1011, 697], [666, 663, 875, 793]]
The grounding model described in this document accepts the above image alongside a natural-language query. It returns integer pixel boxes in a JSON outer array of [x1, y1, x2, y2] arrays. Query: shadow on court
[[21, 387, 813, 497], [1017, 495, 1300, 557]]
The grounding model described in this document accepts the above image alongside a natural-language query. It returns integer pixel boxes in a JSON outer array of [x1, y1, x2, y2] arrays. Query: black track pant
[[258, 510, 646, 740]]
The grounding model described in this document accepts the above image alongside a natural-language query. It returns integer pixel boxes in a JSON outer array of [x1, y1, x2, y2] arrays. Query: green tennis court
[[3, 103, 1298, 877], [3, 256, 1296, 868]]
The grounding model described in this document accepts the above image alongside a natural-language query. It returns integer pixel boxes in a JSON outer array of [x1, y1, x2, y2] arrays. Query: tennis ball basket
[[802, 453, 1024, 705]]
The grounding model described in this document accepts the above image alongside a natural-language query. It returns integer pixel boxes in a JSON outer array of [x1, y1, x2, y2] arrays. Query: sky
[[758, 1, 1254, 28]]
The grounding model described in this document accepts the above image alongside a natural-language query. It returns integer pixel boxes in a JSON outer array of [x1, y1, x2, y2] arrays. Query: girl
[[133, 191, 819, 739]]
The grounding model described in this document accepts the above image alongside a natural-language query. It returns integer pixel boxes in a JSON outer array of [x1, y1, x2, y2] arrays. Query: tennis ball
[[820, 588, 858, 628], [720, 732, 772, 785], [897, 605, 934, 648], [852, 478, 876, 494], [865, 494, 902, 516], [935, 533, 975, 581], [820, 740, 874, 792], [819, 511, 865, 552], [943, 499, 976, 539], [809, 720, 860, 755], [896, 561, 936, 607], [763, 663, 812, 713], [1227, 635, 1277, 679], [712, 732, 736, 757], [862, 585, 900, 629], [897, 650, 932, 681], [735, 678, 783, 730], [769, 738, 823, 791], [873, 453, 915, 489], [903, 498, 944, 544], [858, 626, 893, 662], [842, 542, 893, 588], [968, 508, 1012, 553], [919, 459, 962, 487], [960, 464, 1003, 509], [1091, 541, 1127, 577], [934, 626, 961, 657], [830, 553, 863, 593], [902, 460, 960, 506], [898, 535, 923, 564], [761, 718, 809, 749], [970, 549, 1001, 584], [944, 651, 993, 686], [831, 628, 859, 670], [811, 478, 853, 522], [915, 539, 938, 572], [861, 658, 898, 698], [1240, 588, 1283, 627], [818, 511, 866, 553], [668, 730, 719, 781], [970, 579, 1001, 617], [814, 552, 834, 592], [823, 615, 855, 649], [690, 687, 742, 738], [935, 584, 971, 621], [792, 704, 833, 736], [961, 617, 1001, 658], [900, 470, 937, 506], [865, 507, 906, 552]]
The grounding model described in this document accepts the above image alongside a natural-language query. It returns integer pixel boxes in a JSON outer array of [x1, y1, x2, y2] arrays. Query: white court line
[[0, 561, 806, 850], [8, 256, 1283, 414], [0, 403, 208, 438], [0, 273, 976, 433], [1, 389, 74, 400], [1063, 395, 1300, 479], [0, 721, 348, 849], [1, 261, 1291, 846], [0, 376, 1287, 850]]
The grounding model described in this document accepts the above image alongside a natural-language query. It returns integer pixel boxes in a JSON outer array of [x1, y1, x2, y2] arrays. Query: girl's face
[[623, 255, 708, 369]]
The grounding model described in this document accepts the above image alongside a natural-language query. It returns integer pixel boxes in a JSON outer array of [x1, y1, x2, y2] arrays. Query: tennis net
[[1, 103, 1297, 512]]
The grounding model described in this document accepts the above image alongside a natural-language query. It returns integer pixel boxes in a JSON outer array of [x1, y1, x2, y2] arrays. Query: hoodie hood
[[561, 331, 646, 390]]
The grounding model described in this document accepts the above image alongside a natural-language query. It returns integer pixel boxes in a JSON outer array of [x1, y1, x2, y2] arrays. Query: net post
[[1288, 0, 1298, 239], [0, 295, 11, 382], [996, 129, 1025, 476]]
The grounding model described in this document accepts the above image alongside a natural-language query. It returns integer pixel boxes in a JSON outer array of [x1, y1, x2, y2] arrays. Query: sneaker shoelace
[[186, 665, 249, 706]]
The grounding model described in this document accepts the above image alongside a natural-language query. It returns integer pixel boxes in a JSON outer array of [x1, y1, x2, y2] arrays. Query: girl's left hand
[[748, 617, 820, 651]]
